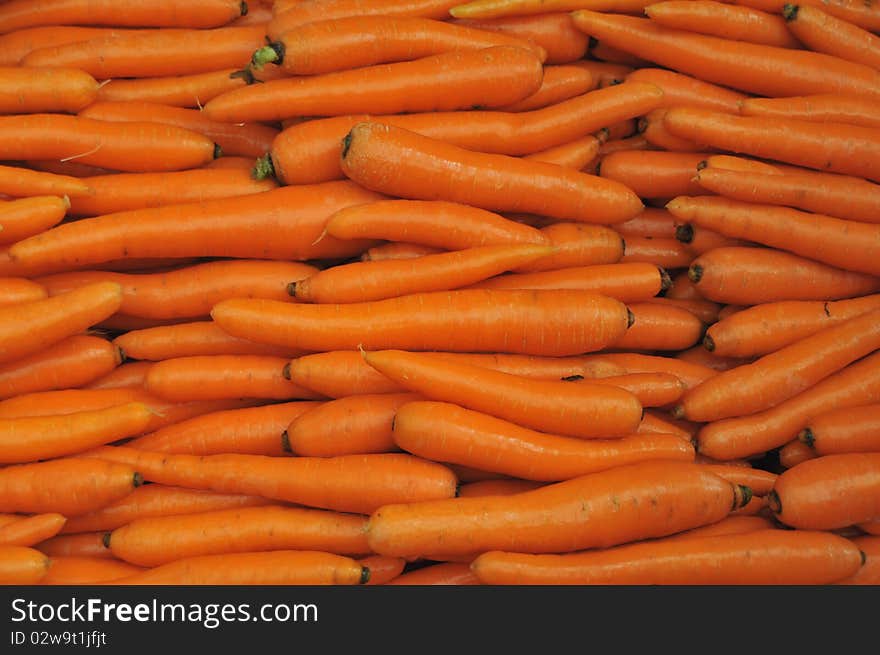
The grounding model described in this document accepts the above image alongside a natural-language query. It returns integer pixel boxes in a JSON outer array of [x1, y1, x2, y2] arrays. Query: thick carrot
[[500, 66, 596, 112], [523, 134, 603, 169], [598, 151, 706, 198], [38, 260, 317, 320], [688, 247, 880, 305], [696, 350, 880, 460], [693, 166, 880, 224], [82, 446, 458, 515], [458, 479, 546, 497], [341, 122, 643, 224], [62, 486, 271, 535], [0, 546, 50, 584], [213, 289, 632, 356], [263, 82, 665, 185], [143, 356, 324, 402], [0, 513, 65, 548], [108, 506, 370, 568], [468, 262, 667, 304], [626, 68, 746, 113], [569, 11, 880, 99], [393, 401, 693, 481], [293, 245, 555, 304], [8, 182, 384, 273], [0, 278, 45, 307], [361, 243, 444, 262], [514, 223, 623, 272], [582, 372, 686, 407], [0, 281, 122, 365], [22, 25, 266, 78], [639, 108, 709, 153], [0, 114, 218, 174], [0, 335, 122, 400], [471, 529, 862, 584], [784, 4, 880, 70], [110, 550, 368, 586], [95, 68, 252, 108], [739, 94, 880, 130], [367, 460, 746, 559], [387, 562, 481, 585], [42, 556, 144, 585], [359, 555, 406, 585], [620, 236, 694, 270], [835, 535, 880, 585], [85, 362, 153, 390], [0, 26, 155, 66], [770, 453, 880, 529], [676, 308, 880, 422], [0, 458, 140, 516], [646, 1, 801, 48], [284, 394, 418, 457], [0, 164, 91, 200], [35, 532, 112, 559], [256, 14, 546, 75], [799, 405, 880, 456], [205, 46, 544, 123], [779, 438, 818, 469], [735, 0, 880, 31], [0, 195, 68, 245], [0, 66, 98, 114], [114, 321, 304, 362], [79, 101, 278, 160], [609, 301, 705, 352], [362, 350, 642, 439]]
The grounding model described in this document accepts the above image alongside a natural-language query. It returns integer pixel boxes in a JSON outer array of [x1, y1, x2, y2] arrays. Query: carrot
[[8, 182, 384, 273], [108, 506, 370, 568], [450, 0, 651, 19], [569, 11, 880, 99], [361, 243, 444, 262], [675, 344, 750, 372], [784, 4, 880, 70], [0, 278, 46, 307], [293, 245, 555, 304], [579, 352, 717, 391], [213, 288, 632, 356], [626, 68, 745, 113], [639, 108, 709, 153], [620, 236, 694, 270], [646, 1, 802, 48], [262, 82, 665, 185], [458, 479, 546, 497], [97, 315, 201, 332], [835, 535, 880, 585], [499, 66, 596, 112], [255, 15, 547, 75], [0, 546, 50, 584], [85, 362, 152, 390], [468, 262, 667, 304], [362, 349, 642, 439], [701, 154, 783, 175], [693, 166, 880, 225], [367, 460, 746, 559], [590, 40, 653, 68], [779, 438, 818, 469], [0, 195, 69, 245], [735, 0, 880, 31], [636, 413, 695, 441], [110, 550, 368, 586], [205, 46, 544, 123], [738, 94, 880, 130], [615, 208, 678, 239], [670, 196, 880, 277], [799, 404, 880, 456], [645, 297, 722, 325], [687, 247, 880, 305], [471, 529, 862, 584], [22, 25, 266, 78], [0, 164, 92, 200], [38, 260, 317, 320], [341, 122, 643, 225], [393, 401, 693, 481], [696, 465, 777, 496], [0, 114, 218, 174], [859, 521, 880, 536], [523, 134, 603, 169], [387, 562, 481, 585], [0, 26, 155, 66], [79, 101, 278, 160], [598, 151, 707, 198], [675, 223, 752, 255], [514, 223, 623, 272], [596, 135, 653, 160], [582, 372, 684, 408], [0, 458, 140, 516], [0, 513, 65, 548], [0, 281, 122, 365], [25, 159, 115, 179], [61, 486, 271, 535], [769, 453, 880, 530], [95, 68, 253, 108], [358, 555, 406, 585], [696, 350, 880, 460], [451, 13, 591, 64], [0, 66, 98, 114], [35, 532, 112, 559], [664, 515, 776, 541], [42, 556, 144, 585], [0, 335, 122, 400], [144, 356, 324, 402], [609, 301, 705, 352], [284, 393, 418, 457]]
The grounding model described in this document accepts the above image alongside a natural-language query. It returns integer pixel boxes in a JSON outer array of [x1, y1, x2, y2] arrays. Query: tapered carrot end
[[702, 334, 715, 352], [282, 362, 292, 380], [132, 472, 144, 488], [782, 4, 799, 21], [798, 428, 815, 448], [768, 490, 782, 515], [281, 430, 293, 454], [688, 264, 703, 284], [252, 154, 275, 181], [675, 224, 694, 244]]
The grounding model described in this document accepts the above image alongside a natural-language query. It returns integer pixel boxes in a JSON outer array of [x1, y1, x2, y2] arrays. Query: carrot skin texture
[[0, 547, 50, 584], [0, 195, 69, 245], [738, 94, 880, 131], [0, 513, 66, 548], [0, 165, 92, 199], [835, 536, 880, 585], [388, 562, 481, 585], [0, 66, 99, 114], [626, 68, 746, 113], [783, 4, 880, 71], [801, 404, 880, 456], [35, 532, 111, 559], [599, 151, 707, 199], [41, 557, 144, 585]]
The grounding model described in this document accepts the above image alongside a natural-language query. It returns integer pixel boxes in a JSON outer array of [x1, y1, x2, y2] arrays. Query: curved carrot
[[82, 446, 458, 516], [387, 562, 481, 585], [500, 66, 596, 112], [359, 555, 406, 585], [0, 195, 69, 245], [96, 68, 254, 108], [784, 4, 880, 70], [205, 46, 544, 123], [284, 393, 418, 457], [523, 134, 603, 169], [0, 277, 47, 307], [367, 460, 746, 559], [451, 13, 590, 64], [625, 67, 745, 113], [144, 356, 324, 402], [0, 458, 140, 516], [779, 438, 818, 469], [0, 66, 98, 114], [341, 122, 643, 225], [42, 556, 144, 585], [696, 350, 880, 460], [108, 506, 370, 568], [609, 301, 705, 352], [458, 479, 546, 497], [799, 404, 880, 456], [739, 94, 880, 130], [583, 372, 686, 408], [570, 11, 880, 99], [0, 164, 91, 200], [471, 529, 862, 584], [450, 0, 651, 19], [0, 281, 122, 365], [9, 182, 383, 273], [0, 335, 122, 400], [0, 546, 50, 584], [769, 453, 880, 530], [687, 247, 880, 305], [675, 344, 750, 372], [515, 223, 623, 272], [61, 486, 271, 535], [598, 150, 706, 199]]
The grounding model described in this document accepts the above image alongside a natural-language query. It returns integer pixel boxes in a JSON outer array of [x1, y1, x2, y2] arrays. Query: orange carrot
[[0, 66, 98, 114], [799, 404, 880, 456], [387, 562, 481, 585], [835, 535, 880, 585], [0, 546, 50, 584], [675, 344, 751, 372], [784, 4, 880, 70], [0, 195, 69, 245], [523, 134, 603, 169], [0, 164, 93, 199], [664, 515, 776, 541], [639, 108, 709, 152], [450, 0, 651, 19], [361, 243, 444, 262], [621, 236, 694, 270], [582, 372, 686, 407], [739, 94, 880, 130], [609, 301, 705, 352], [0, 26, 154, 66], [499, 66, 596, 112], [579, 352, 717, 391], [626, 67, 746, 113], [457, 479, 546, 497], [735, 0, 880, 32], [95, 68, 253, 108], [615, 208, 678, 239], [514, 223, 624, 272], [779, 438, 818, 469], [359, 555, 406, 585], [0, 513, 65, 548], [598, 150, 707, 198], [35, 532, 112, 559], [85, 361, 153, 390], [42, 556, 144, 585], [644, 297, 721, 325]]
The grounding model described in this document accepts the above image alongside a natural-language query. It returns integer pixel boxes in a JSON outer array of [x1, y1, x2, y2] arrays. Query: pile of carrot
[[0, 0, 877, 587]]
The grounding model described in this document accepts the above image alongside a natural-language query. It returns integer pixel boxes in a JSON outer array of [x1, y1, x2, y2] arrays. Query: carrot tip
[[287, 282, 298, 297], [132, 472, 144, 488], [626, 308, 635, 328], [702, 334, 715, 352], [240, 1, 248, 16], [688, 264, 703, 284], [282, 362, 292, 380], [281, 430, 293, 454], [782, 4, 799, 21], [252, 154, 275, 181], [671, 405, 685, 420], [767, 490, 782, 515], [341, 131, 354, 159], [102, 531, 112, 548], [675, 224, 694, 244], [696, 160, 708, 171], [798, 428, 815, 448], [360, 566, 371, 585], [737, 485, 752, 509]]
